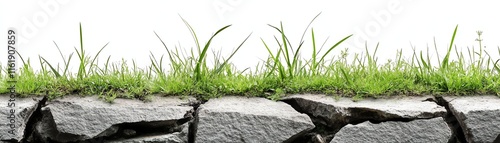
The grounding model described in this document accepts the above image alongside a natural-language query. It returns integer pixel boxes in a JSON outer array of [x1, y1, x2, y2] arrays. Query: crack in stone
[[7, 95, 467, 143], [433, 96, 467, 143], [11, 96, 201, 143], [186, 99, 205, 143], [280, 98, 334, 143], [494, 134, 500, 143], [20, 96, 46, 143], [281, 97, 450, 143]]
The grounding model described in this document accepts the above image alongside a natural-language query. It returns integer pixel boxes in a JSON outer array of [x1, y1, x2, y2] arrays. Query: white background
[[1, 0, 500, 73]]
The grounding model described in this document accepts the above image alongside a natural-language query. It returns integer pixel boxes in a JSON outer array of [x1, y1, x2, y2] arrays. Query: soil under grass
[[1, 18, 500, 101]]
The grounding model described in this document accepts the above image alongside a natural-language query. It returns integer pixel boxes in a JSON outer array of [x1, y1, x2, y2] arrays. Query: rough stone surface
[[446, 95, 500, 143], [330, 117, 451, 143], [36, 96, 194, 142], [282, 94, 447, 130], [195, 96, 315, 143], [0, 95, 40, 141]]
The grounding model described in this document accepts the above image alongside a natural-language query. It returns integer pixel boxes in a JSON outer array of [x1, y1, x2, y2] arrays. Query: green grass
[[1, 17, 500, 101]]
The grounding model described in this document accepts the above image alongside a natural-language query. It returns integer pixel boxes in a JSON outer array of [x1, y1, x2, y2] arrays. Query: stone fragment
[[36, 96, 194, 142], [330, 117, 451, 143], [195, 96, 315, 143], [446, 95, 500, 143], [0, 95, 40, 141], [282, 94, 446, 130]]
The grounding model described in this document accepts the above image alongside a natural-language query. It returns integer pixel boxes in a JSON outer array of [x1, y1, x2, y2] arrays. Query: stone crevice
[[281, 98, 335, 143], [184, 99, 205, 143], [10, 97, 195, 143], [434, 96, 467, 143], [21, 97, 47, 143], [3, 94, 500, 143], [280, 95, 450, 143], [282, 98, 441, 143]]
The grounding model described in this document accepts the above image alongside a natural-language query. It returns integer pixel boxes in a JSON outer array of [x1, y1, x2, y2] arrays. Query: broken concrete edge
[[0, 95, 199, 143], [442, 95, 500, 143], [1, 94, 499, 143], [280, 94, 469, 143], [21, 97, 47, 143], [194, 96, 315, 143], [433, 96, 467, 143], [0, 95, 43, 142]]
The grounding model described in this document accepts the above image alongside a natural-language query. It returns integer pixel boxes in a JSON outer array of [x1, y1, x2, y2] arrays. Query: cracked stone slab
[[107, 123, 189, 143], [282, 94, 446, 129], [330, 117, 451, 143], [37, 96, 194, 142], [446, 95, 500, 143], [0, 95, 40, 141], [107, 132, 185, 143], [195, 96, 315, 143]]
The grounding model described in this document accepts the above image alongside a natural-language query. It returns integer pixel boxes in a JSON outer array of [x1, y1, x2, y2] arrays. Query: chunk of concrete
[[282, 94, 446, 130], [0, 95, 40, 141], [446, 95, 500, 143], [330, 117, 451, 143], [36, 96, 194, 142], [195, 96, 315, 143]]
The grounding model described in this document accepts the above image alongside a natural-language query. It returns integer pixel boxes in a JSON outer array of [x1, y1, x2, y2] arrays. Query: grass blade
[[39, 56, 61, 78], [214, 33, 252, 74], [318, 34, 353, 64], [193, 24, 232, 81], [441, 25, 458, 70]]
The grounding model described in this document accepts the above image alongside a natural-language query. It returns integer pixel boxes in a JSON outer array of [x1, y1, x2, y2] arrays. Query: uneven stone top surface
[[284, 94, 446, 117], [42, 95, 194, 139], [0, 95, 40, 108], [446, 95, 500, 113], [49, 95, 196, 107], [196, 96, 314, 143], [200, 96, 308, 118], [446, 95, 500, 143], [330, 117, 451, 143]]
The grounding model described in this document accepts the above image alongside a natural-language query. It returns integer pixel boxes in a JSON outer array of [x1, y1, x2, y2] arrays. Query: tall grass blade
[[89, 42, 109, 72], [77, 23, 86, 79], [441, 25, 458, 70], [180, 16, 202, 54], [39, 56, 61, 78], [214, 33, 252, 74], [193, 25, 232, 81], [318, 35, 353, 64]]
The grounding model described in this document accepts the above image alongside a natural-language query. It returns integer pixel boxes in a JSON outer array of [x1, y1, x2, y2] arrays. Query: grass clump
[[1, 16, 499, 101]]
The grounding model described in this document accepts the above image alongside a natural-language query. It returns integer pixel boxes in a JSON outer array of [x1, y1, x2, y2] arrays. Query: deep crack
[[494, 134, 500, 143], [185, 99, 205, 143], [281, 98, 336, 143], [281, 97, 451, 143], [103, 120, 182, 140], [21, 96, 47, 143], [16, 96, 203, 143], [434, 96, 467, 143]]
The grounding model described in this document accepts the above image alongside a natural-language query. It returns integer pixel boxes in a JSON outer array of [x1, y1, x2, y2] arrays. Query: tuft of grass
[[152, 17, 251, 99], [1, 19, 499, 101], [262, 13, 352, 82]]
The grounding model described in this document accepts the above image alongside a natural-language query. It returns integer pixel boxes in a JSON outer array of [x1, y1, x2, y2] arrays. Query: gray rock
[[282, 94, 446, 130], [330, 117, 451, 143], [195, 96, 315, 143], [0, 95, 40, 141], [37, 96, 194, 142], [447, 95, 500, 143]]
